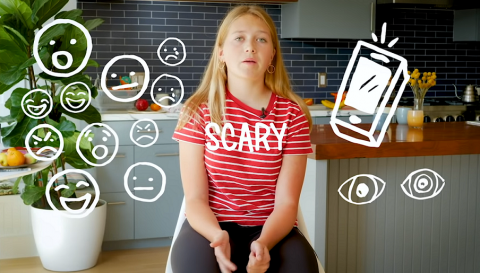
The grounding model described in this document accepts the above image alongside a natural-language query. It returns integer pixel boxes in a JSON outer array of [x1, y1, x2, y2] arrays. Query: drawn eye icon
[[338, 174, 386, 205], [401, 169, 445, 200]]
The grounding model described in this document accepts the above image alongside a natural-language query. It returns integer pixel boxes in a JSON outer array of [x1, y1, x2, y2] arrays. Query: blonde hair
[[176, 5, 312, 131]]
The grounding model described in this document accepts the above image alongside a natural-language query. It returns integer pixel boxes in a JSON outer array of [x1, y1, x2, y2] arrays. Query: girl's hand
[[210, 230, 237, 273], [246, 240, 270, 273]]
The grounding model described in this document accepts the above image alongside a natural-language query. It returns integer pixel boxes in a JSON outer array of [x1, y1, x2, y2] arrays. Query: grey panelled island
[[301, 122, 480, 273]]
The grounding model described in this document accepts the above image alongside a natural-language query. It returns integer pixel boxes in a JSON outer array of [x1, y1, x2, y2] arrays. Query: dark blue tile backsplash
[[79, 1, 480, 103]]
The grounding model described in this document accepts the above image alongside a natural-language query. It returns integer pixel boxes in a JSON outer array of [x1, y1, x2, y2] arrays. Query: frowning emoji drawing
[[157, 37, 186, 66], [25, 124, 64, 161]]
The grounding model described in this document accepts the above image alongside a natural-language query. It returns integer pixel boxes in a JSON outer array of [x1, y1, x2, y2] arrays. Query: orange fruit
[[7, 148, 25, 166], [150, 103, 162, 111], [304, 98, 314, 106]]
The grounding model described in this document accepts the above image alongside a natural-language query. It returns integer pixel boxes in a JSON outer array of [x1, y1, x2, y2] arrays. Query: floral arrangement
[[407, 69, 437, 99]]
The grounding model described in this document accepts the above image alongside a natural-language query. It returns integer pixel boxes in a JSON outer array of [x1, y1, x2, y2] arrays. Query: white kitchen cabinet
[[281, 0, 376, 39]]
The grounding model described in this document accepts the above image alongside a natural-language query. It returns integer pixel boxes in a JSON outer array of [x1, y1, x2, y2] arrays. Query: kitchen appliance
[[454, 84, 478, 103]]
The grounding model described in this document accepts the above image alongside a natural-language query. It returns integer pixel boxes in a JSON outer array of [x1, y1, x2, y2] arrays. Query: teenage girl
[[171, 5, 319, 273]]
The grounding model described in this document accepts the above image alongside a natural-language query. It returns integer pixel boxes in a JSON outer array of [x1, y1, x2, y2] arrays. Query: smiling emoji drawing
[[21, 89, 53, 119], [45, 169, 100, 218], [60, 82, 91, 113]]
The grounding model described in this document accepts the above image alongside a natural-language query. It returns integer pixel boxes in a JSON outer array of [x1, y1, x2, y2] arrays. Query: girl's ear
[[271, 48, 276, 62], [218, 47, 224, 61]]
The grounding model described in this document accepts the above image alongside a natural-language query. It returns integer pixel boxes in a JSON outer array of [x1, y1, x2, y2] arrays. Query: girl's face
[[219, 14, 276, 81]]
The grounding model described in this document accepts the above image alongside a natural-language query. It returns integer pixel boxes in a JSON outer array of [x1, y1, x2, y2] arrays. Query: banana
[[321, 100, 345, 109]]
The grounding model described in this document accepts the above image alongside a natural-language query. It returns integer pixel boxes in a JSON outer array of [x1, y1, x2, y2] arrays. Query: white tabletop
[[0, 160, 52, 181]]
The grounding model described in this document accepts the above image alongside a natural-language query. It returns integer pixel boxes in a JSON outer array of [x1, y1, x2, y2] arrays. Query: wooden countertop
[[309, 122, 480, 160]]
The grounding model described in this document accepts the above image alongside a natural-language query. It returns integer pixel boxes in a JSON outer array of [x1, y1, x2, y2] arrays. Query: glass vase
[[408, 97, 424, 129]]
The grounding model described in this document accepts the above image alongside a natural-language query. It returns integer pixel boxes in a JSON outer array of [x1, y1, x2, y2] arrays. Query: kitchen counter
[[309, 122, 480, 160], [99, 105, 388, 121], [301, 121, 480, 271]]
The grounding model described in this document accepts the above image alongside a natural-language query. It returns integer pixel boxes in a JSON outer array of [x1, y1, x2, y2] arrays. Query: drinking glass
[[407, 110, 424, 128]]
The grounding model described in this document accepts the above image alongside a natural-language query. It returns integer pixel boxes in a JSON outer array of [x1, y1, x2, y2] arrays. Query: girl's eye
[[258, 38, 267, 42], [235, 37, 243, 41]]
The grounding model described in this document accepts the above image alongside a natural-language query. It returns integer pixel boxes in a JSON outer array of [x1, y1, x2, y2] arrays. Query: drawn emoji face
[[150, 74, 184, 108], [25, 124, 64, 161], [21, 89, 53, 119], [60, 82, 91, 113], [124, 162, 166, 202], [101, 55, 150, 102], [77, 123, 119, 167], [33, 19, 92, 78], [130, 119, 159, 148], [157, 37, 186, 66], [45, 169, 100, 218]]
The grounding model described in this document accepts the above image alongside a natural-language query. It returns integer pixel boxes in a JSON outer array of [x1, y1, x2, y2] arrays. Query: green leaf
[[22, 174, 35, 186], [0, 38, 28, 66], [45, 117, 75, 137], [84, 18, 103, 31], [32, 0, 68, 27], [37, 23, 66, 47], [0, 57, 34, 85], [3, 25, 28, 46], [0, 0, 34, 29], [0, 123, 16, 137], [12, 176, 21, 194], [54, 9, 82, 21], [60, 182, 76, 198], [85, 59, 99, 68], [1, 116, 38, 147], [60, 104, 101, 124], [21, 185, 45, 206], [0, 77, 23, 95], [9, 87, 29, 107], [0, 115, 15, 124]]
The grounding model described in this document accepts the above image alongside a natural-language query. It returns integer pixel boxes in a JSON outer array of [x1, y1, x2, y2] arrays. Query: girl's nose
[[245, 44, 256, 53]]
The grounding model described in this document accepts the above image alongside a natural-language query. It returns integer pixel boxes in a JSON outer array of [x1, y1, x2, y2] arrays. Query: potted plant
[[0, 0, 106, 271]]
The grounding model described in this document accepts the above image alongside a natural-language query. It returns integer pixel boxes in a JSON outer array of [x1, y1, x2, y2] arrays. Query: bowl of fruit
[[0, 147, 44, 169]]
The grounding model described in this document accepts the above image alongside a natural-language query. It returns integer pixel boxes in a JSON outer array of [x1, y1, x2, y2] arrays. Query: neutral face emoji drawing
[[21, 89, 53, 119], [124, 162, 166, 202], [77, 123, 119, 167], [150, 74, 184, 108], [45, 169, 100, 218], [101, 55, 150, 102], [130, 119, 159, 148], [60, 82, 91, 113], [157, 37, 186, 66], [33, 19, 92, 78], [25, 124, 64, 161]]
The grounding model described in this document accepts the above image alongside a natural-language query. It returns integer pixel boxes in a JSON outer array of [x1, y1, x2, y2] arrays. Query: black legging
[[171, 219, 319, 273]]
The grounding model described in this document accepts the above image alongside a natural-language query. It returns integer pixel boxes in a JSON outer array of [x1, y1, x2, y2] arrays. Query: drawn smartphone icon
[[330, 40, 410, 147]]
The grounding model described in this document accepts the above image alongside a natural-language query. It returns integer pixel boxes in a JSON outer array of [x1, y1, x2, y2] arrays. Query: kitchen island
[[302, 122, 480, 273]]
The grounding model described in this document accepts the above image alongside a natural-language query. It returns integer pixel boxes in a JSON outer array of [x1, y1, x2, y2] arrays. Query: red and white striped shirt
[[172, 90, 313, 226]]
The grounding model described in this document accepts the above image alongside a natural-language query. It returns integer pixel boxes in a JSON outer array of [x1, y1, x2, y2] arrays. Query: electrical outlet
[[318, 72, 327, 88]]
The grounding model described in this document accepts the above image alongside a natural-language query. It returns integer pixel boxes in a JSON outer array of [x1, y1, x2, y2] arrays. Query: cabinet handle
[[155, 153, 179, 157], [370, 2, 374, 32], [107, 154, 125, 158], [137, 130, 163, 134], [108, 202, 126, 205]]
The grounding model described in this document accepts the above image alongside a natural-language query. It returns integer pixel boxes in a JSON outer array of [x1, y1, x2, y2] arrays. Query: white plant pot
[[30, 199, 107, 272]]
